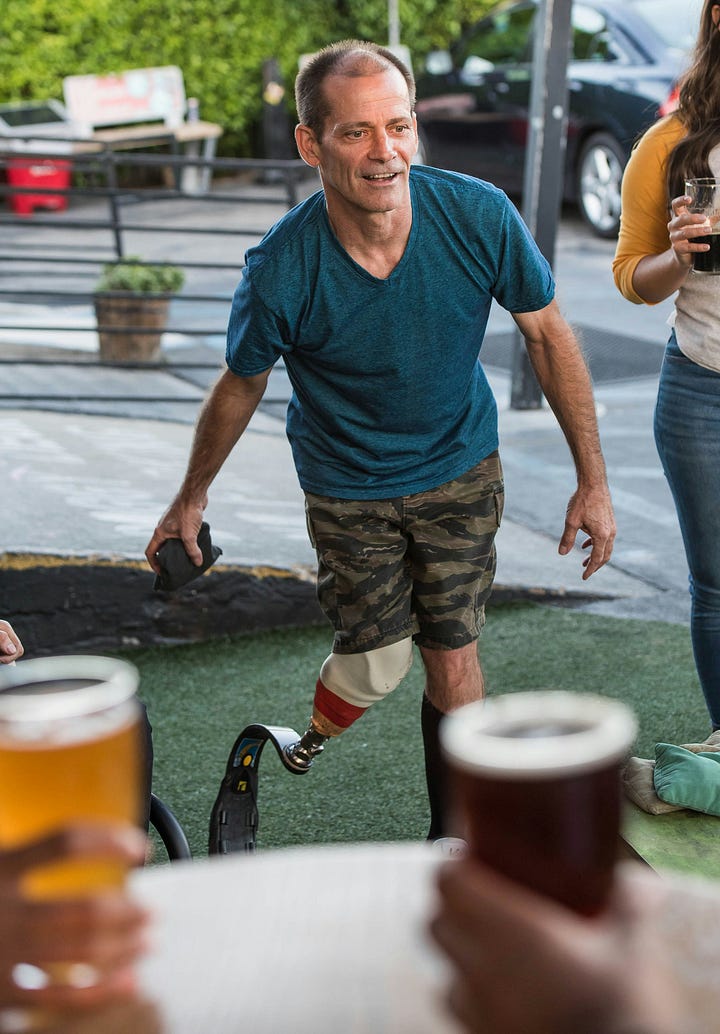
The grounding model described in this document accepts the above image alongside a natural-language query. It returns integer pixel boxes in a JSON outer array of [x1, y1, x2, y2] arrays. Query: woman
[[613, 0, 720, 731]]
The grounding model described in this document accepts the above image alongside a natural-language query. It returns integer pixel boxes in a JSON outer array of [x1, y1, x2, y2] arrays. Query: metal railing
[[0, 137, 311, 399]]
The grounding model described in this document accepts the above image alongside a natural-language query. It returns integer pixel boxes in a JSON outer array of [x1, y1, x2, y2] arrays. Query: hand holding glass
[[685, 178, 720, 274], [440, 691, 637, 916]]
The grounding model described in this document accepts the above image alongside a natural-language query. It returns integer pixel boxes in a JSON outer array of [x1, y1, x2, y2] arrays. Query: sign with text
[[63, 66, 186, 132]]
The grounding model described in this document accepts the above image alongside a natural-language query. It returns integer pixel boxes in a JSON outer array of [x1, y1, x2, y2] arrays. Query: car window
[[456, 3, 535, 69], [572, 4, 631, 64], [629, 0, 703, 54]]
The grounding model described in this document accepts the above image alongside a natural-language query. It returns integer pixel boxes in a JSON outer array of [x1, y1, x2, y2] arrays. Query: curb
[[3, 554, 324, 657], [3, 553, 617, 657]]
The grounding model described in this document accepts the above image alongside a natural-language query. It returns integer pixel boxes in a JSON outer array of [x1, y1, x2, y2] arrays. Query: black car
[[414, 0, 701, 236]]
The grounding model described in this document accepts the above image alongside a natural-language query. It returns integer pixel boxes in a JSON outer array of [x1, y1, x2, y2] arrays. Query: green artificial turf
[[119, 601, 708, 861]]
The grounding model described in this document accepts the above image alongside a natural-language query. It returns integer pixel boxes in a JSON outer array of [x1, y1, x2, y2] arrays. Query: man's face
[[296, 66, 418, 217]]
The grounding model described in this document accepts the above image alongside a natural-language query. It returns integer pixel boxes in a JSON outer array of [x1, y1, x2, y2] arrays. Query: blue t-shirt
[[226, 165, 554, 499]]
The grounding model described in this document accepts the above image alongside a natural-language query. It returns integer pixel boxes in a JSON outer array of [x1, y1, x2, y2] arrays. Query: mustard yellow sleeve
[[612, 117, 685, 305]]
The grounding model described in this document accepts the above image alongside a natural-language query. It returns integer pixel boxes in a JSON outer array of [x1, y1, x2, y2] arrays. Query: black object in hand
[[153, 522, 223, 591]]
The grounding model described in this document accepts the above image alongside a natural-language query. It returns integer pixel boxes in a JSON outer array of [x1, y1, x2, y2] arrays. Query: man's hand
[[558, 483, 616, 580], [144, 498, 206, 575], [0, 620, 23, 664], [429, 859, 681, 1034], [0, 824, 150, 1010], [144, 367, 272, 576]]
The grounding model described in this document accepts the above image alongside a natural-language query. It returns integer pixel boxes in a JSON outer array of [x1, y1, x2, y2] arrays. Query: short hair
[[295, 39, 416, 139]]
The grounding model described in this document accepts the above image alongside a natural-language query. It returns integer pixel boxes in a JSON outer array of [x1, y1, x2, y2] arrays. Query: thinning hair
[[295, 39, 415, 139], [666, 0, 720, 198]]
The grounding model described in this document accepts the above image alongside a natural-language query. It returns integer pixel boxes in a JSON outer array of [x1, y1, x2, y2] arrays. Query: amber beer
[[686, 178, 720, 274], [0, 656, 142, 898], [440, 692, 637, 916]]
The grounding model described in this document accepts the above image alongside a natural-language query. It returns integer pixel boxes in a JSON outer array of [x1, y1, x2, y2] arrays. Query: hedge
[[1, 0, 492, 156]]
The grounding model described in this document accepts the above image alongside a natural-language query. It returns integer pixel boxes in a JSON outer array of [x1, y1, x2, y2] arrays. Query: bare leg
[[420, 639, 484, 712]]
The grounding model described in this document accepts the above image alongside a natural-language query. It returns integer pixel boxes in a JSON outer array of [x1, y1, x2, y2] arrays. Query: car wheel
[[576, 132, 625, 238]]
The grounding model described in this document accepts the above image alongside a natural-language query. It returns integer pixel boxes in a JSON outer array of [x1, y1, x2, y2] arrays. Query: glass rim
[[440, 691, 637, 779], [0, 655, 139, 721]]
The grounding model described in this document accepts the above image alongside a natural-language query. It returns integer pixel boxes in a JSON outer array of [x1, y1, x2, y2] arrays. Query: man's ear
[[295, 124, 320, 168]]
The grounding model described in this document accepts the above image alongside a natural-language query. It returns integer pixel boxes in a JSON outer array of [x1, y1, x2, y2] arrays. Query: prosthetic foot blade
[[208, 724, 304, 854], [208, 731, 265, 855]]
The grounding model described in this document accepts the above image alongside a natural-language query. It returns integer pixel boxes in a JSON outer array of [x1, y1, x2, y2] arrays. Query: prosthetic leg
[[283, 639, 414, 771], [209, 640, 415, 854], [208, 724, 305, 854]]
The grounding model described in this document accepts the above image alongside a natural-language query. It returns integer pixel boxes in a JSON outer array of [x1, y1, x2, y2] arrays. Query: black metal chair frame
[[149, 792, 192, 861]]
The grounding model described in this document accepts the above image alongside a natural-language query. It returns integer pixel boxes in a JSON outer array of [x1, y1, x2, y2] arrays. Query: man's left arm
[[512, 300, 616, 580]]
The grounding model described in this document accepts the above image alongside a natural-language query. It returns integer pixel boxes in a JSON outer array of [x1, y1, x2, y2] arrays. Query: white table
[[132, 842, 459, 1034], [127, 842, 720, 1034]]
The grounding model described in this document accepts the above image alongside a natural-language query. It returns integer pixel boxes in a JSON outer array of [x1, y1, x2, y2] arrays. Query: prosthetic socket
[[283, 638, 413, 771]]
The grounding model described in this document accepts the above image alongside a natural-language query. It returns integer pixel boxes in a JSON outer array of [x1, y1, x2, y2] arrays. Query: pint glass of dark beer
[[440, 691, 637, 916], [686, 178, 720, 274]]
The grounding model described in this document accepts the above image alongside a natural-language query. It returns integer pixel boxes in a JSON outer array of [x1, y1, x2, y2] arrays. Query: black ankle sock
[[421, 693, 447, 841]]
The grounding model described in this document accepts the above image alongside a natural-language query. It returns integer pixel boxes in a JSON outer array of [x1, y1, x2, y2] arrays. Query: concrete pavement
[[0, 183, 690, 654]]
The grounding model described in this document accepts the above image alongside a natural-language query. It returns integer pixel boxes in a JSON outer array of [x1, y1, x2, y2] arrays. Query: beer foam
[[441, 691, 637, 778], [0, 656, 138, 723]]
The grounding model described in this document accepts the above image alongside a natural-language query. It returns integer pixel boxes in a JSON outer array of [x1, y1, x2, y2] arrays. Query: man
[[145, 40, 615, 839]]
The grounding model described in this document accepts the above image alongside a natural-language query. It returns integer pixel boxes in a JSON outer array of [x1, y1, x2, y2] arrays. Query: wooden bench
[[620, 801, 720, 881], [62, 65, 223, 193]]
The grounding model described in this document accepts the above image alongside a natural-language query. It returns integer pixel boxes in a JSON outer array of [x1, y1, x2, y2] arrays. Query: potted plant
[[94, 256, 185, 363]]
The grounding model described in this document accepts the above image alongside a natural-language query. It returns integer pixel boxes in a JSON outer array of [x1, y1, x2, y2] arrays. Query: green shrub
[[0, 0, 494, 157], [96, 257, 185, 294]]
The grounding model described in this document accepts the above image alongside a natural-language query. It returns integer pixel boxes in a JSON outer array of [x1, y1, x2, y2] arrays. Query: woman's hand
[[667, 193, 713, 268]]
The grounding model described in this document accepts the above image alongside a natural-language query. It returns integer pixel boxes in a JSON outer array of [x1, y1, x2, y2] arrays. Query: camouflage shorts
[[304, 451, 504, 654]]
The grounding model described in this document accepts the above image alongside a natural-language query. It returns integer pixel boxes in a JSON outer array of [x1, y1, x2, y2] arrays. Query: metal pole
[[510, 0, 573, 409], [388, 0, 400, 47]]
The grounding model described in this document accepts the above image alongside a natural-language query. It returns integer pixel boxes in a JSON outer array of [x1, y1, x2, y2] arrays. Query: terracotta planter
[[95, 293, 171, 363]]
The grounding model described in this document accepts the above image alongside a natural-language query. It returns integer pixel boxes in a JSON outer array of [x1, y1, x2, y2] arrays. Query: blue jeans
[[654, 332, 720, 729]]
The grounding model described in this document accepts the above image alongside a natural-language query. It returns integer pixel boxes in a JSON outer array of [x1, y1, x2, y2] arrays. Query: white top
[[672, 145, 720, 372]]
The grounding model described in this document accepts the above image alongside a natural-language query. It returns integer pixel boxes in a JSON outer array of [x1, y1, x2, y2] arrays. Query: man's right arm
[[145, 367, 271, 572]]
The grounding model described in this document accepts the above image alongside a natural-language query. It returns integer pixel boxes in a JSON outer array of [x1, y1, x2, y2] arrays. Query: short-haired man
[[146, 41, 615, 839]]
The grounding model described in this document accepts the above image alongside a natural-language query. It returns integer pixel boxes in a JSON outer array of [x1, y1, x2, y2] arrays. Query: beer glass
[[0, 655, 143, 898], [440, 691, 637, 916], [685, 178, 720, 274]]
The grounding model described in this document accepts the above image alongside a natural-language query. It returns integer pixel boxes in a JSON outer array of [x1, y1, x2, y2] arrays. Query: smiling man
[[146, 40, 615, 840]]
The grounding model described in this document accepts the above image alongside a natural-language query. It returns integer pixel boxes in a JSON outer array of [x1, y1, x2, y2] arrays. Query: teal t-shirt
[[226, 165, 554, 498]]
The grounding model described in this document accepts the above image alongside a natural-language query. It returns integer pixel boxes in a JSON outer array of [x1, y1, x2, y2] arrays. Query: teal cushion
[[653, 743, 720, 815]]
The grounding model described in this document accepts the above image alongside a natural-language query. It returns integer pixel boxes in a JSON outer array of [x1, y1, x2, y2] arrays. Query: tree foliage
[[1, 0, 493, 155]]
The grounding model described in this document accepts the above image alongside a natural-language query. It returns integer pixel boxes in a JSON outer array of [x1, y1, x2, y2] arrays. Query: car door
[[415, 2, 535, 190]]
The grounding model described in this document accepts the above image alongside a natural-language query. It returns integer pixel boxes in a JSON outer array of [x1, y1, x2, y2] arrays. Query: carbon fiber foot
[[208, 724, 303, 855]]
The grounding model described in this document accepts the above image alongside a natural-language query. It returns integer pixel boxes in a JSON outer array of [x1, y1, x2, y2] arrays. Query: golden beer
[[0, 656, 142, 898]]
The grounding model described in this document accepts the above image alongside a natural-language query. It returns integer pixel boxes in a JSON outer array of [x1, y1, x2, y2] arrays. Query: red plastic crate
[[7, 158, 71, 216]]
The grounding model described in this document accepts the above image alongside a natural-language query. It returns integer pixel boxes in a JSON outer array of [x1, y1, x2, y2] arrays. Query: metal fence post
[[510, 0, 573, 409], [104, 147, 124, 259]]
